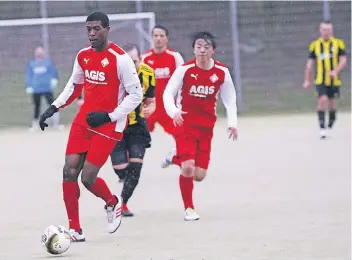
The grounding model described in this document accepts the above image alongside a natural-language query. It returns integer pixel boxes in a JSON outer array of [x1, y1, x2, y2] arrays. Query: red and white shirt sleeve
[[52, 54, 84, 109], [219, 68, 238, 128], [108, 53, 143, 122], [163, 66, 187, 119], [175, 52, 184, 68]]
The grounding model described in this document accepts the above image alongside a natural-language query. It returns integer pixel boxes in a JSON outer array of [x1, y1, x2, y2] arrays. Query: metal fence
[[0, 1, 350, 127]]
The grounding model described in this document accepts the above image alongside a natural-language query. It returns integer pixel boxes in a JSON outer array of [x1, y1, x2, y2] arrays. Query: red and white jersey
[[52, 42, 143, 139], [163, 59, 238, 129], [142, 48, 184, 103]]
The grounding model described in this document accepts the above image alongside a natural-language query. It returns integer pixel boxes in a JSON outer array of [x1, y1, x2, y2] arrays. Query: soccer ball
[[41, 225, 71, 255]]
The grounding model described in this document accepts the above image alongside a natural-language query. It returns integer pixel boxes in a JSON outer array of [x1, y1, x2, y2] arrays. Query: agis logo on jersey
[[84, 70, 106, 83], [189, 85, 215, 98], [155, 67, 170, 78]]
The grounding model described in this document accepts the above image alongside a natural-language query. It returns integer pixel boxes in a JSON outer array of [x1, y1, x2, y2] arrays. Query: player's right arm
[[163, 66, 186, 126], [52, 54, 84, 109], [39, 53, 84, 131], [303, 41, 316, 88]]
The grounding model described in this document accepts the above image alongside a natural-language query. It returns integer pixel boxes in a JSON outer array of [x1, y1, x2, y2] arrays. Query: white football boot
[[161, 148, 177, 168], [319, 129, 327, 139], [28, 120, 39, 132], [68, 229, 86, 242], [184, 208, 200, 221], [105, 195, 122, 234]]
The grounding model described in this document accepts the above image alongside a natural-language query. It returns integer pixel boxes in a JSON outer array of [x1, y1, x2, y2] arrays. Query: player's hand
[[86, 111, 111, 128], [228, 127, 238, 140], [329, 70, 338, 78], [303, 80, 311, 89], [50, 78, 58, 89], [39, 105, 58, 131], [77, 99, 84, 107], [26, 87, 33, 94], [173, 110, 187, 127], [142, 104, 155, 118]]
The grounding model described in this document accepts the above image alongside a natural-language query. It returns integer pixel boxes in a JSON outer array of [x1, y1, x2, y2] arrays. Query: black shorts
[[316, 85, 340, 99], [110, 119, 151, 165]]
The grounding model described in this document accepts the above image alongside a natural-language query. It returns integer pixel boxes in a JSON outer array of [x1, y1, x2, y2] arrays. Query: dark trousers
[[32, 92, 54, 120]]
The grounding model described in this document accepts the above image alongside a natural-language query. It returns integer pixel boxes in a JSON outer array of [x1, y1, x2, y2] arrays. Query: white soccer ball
[[41, 225, 71, 255]]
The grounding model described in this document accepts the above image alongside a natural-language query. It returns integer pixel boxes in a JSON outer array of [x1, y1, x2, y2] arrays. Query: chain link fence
[[0, 1, 350, 127]]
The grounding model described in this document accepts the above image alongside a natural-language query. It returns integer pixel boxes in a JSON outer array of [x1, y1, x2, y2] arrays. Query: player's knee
[[128, 162, 143, 180], [80, 165, 99, 189], [194, 169, 207, 182], [63, 164, 79, 181], [318, 96, 328, 108], [113, 166, 127, 180], [81, 172, 96, 188], [129, 145, 146, 161], [181, 160, 195, 177], [328, 100, 336, 109]]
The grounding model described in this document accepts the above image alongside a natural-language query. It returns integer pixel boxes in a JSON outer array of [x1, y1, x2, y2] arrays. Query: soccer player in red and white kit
[[38, 12, 143, 241], [163, 32, 238, 221], [142, 25, 184, 136]]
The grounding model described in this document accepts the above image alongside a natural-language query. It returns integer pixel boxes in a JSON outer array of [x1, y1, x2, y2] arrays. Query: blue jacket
[[25, 58, 58, 94]]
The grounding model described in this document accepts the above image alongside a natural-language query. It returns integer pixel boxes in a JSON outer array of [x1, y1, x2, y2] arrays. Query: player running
[[38, 12, 143, 241], [111, 43, 156, 217], [142, 25, 184, 136], [162, 32, 238, 221]]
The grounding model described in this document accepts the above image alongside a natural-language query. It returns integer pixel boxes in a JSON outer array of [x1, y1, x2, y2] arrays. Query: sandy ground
[[0, 113, 350, 260]]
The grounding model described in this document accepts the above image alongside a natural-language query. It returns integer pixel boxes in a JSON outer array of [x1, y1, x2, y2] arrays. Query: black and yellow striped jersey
[[128, 63, 156, 125], [309, 37, 346, 86]]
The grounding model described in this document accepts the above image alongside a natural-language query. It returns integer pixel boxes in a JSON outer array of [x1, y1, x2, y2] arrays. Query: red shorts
[[66, 123, 121, 167], [146, 110, 174, 136], [174, 125, 213, 170]]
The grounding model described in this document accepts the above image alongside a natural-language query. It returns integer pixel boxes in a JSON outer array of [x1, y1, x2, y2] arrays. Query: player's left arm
[[87, 54, 143, 128], [142, 69, 156, 118], [219, 68, 238, 140], [108, 54, 143, 122], [331, 39, 348, 76]]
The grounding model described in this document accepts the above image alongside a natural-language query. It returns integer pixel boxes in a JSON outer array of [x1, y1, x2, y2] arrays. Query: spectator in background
[[25, 46, 64, 131]]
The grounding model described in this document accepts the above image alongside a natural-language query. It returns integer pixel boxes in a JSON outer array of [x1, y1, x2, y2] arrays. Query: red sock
[[179, 175, 194, 209], [63, 181, 81, 231], [88, 177, 117, 206]]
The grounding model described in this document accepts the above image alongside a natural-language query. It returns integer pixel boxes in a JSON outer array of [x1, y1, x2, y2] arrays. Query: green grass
[[1, 70, 350, 128], [217, 83, 351, 117]]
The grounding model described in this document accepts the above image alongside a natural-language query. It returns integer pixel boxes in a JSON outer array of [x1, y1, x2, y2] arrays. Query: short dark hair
[[152, 24, 169, 36], [322, 20, 332, 24], [123, 43, 141, 57], [192, 31, 217, 49], [86, 11, 109, 28]]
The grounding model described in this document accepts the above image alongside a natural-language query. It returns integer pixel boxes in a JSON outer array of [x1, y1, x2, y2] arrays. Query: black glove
[[86, 111, 111, 128], [39, 105, 58, 131]]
